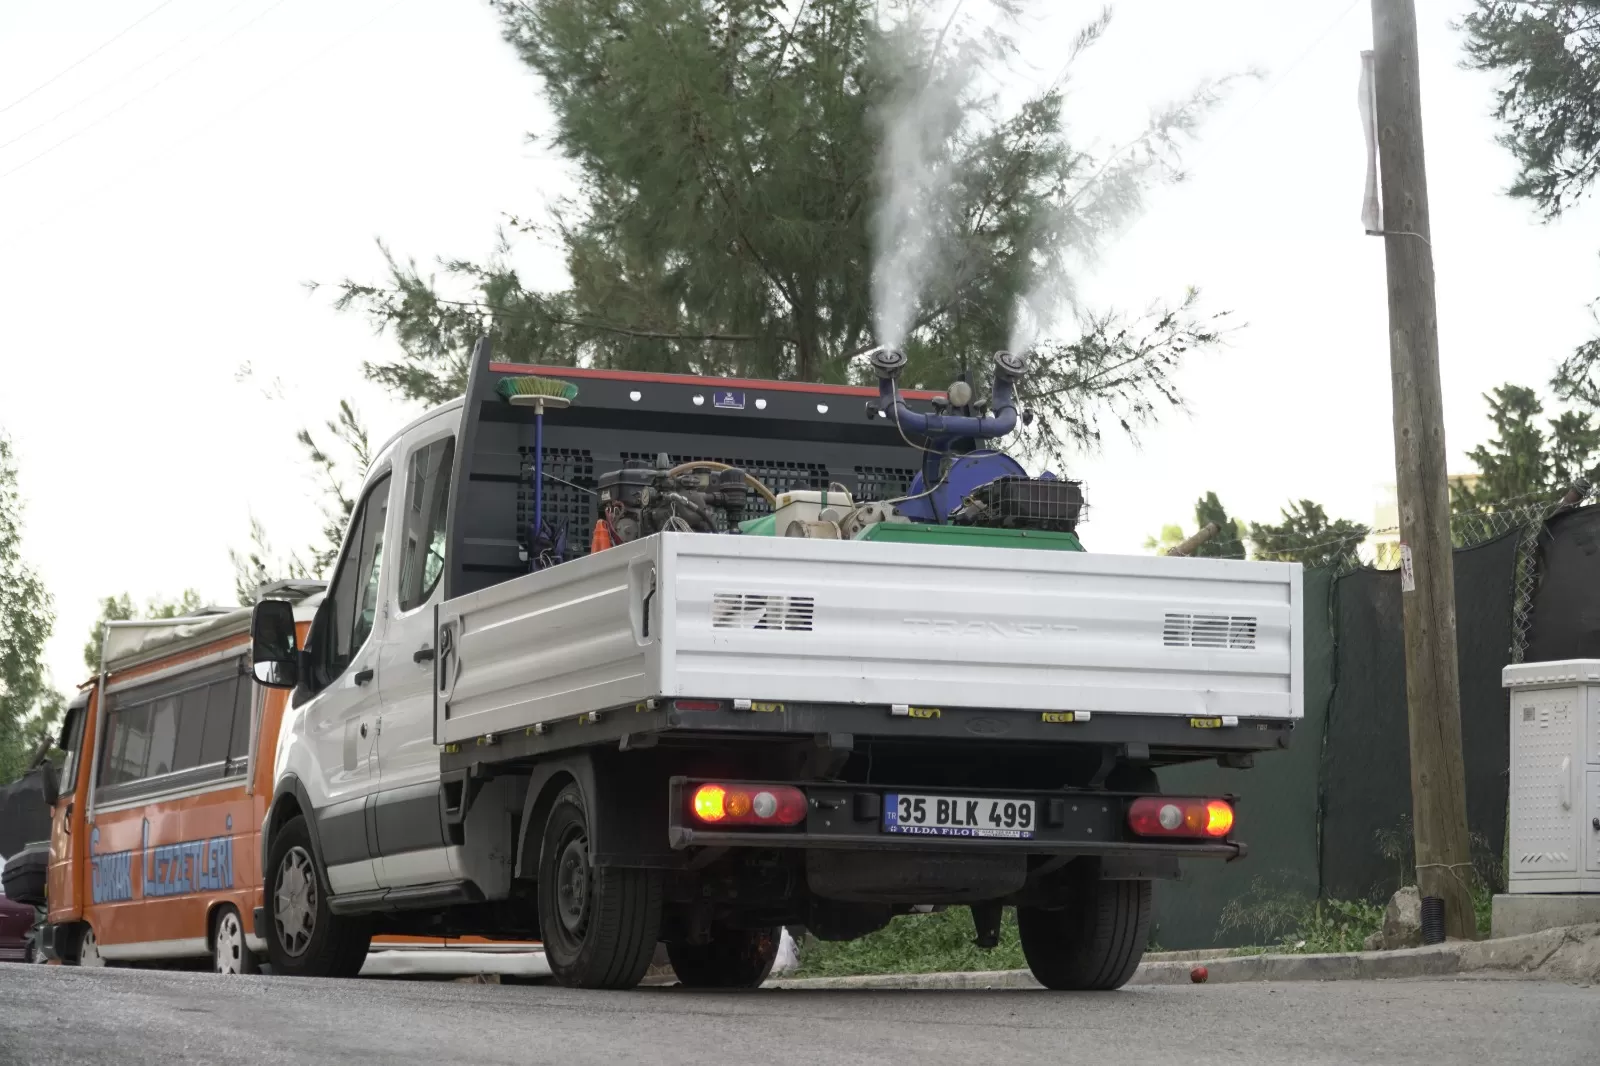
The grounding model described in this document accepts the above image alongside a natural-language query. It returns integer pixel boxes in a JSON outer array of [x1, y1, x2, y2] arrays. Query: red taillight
[[689, 783, 807, 827], [1127, 797, 1235, 839], [673, 699, 723, 712]]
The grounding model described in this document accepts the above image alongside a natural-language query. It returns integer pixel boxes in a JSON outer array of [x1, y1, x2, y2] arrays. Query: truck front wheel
[[264, 816, 370, 978], [537, 783, 662, 989], [666, 926, 781, 988], [1018, 876, 1151, 991]]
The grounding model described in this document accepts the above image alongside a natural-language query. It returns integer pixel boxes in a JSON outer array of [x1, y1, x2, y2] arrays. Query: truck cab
[[251, 341, 1301, 990]]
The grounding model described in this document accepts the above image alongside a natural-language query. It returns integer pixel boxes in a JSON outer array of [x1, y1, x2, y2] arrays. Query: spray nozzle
[[870, 347, 908, 380], [992, 349, 1027, 384]]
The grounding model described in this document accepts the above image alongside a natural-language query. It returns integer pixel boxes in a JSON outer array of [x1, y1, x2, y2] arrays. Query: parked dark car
[[0, 855, 40, 963]]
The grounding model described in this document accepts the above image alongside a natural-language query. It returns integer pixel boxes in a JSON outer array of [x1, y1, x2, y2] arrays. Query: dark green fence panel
[[1319, 532, 1518, 903], [1150, 566, 1334, 949]]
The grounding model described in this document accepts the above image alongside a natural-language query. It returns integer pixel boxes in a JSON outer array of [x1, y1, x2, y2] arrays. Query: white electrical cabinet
[[1502, 660, 1600, 894]]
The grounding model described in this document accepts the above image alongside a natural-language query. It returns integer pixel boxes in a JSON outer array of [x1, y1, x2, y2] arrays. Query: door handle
[[354, 668, 375, 686], [63, 802, 73, 834], [413, 645, 435, 664]]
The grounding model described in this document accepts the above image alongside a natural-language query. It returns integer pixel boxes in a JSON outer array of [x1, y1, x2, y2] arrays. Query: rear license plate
[[882, 793, 1036, 840]]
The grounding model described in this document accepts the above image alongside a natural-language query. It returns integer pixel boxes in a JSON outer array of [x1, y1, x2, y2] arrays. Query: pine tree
[[1249, 500, 1368, 570], [1452, 384, 1600, 511], [335, 2, 1233, 456], [82, 591, 205, 674], [1191, 491, 1245, 559], [1462, 3, 1600, 406], [1146, 492, 1245, 558], [228, 399, 373, 605]]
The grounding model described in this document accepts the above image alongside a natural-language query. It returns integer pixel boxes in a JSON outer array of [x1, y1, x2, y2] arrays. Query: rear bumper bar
[[665, 777, 1244, 861], [441, 699, 1294, 775]]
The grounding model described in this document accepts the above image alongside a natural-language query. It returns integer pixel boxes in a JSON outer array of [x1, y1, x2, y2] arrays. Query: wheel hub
[[556, 835, 591, 936], [216, 912, 244, 973], [274, 846, 317, 958]]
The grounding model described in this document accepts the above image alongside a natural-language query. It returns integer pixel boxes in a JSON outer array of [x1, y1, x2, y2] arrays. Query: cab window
[[56, 698, 88, 795], [306, 472, 392, 693], [397, 437, 454, 612]]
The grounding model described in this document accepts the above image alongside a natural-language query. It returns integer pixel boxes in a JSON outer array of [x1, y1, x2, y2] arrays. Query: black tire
[[536, 783, 662, 989], [1018, 878, 1152, 991], [667, 926, 781, 989], [264, 815, 370, 978]]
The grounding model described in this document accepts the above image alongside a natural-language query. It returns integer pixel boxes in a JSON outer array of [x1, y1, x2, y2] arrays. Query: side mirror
[[39, 763, 60, 807], [251, 600, 299, 689]]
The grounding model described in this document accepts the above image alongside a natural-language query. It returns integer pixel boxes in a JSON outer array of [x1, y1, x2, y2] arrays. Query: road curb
[[764, 922, 1600, 991]]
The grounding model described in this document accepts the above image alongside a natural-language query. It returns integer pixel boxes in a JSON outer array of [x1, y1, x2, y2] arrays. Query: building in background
[[1366, 476, 1481, 569]]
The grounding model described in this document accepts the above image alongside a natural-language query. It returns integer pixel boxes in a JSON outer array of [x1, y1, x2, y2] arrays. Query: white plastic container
[[1501, 660, 1600, 894], [770, 488, 854, 532]]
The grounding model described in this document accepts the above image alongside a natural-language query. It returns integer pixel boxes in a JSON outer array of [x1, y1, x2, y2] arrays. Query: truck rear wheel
[[1018, 877, 1151, 991], [537, 783, 662, 989], [264, 815, 370, 978], [666, 926, 781, 988]]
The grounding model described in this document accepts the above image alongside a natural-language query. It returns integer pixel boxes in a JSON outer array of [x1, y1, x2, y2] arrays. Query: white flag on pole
[[1360, 49, 1382, 233]]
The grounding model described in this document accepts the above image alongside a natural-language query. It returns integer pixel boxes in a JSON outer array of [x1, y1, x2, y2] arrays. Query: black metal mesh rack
[[517, 446, 598, 559], [956, 476, 1087, 533]]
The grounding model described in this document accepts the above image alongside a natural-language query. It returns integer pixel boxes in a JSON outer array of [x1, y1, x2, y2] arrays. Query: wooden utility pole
[[1369, 0, 1476, 938]]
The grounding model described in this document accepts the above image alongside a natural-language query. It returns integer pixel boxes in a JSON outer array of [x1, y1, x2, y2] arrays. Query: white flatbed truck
[[246, 342, 1302, 990]]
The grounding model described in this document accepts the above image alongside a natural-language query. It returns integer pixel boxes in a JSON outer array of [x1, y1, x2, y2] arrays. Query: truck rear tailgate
[[435, 533, 1302, 746]]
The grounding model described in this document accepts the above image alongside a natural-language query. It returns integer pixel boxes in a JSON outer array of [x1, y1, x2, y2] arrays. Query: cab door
[[296, 468, 393, 895], [46, 692, 90, 924], [373, 418, 457, 887]]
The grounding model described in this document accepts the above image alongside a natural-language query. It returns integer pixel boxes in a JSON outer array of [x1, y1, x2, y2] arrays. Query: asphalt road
[[1, 965, 1596, 1066]]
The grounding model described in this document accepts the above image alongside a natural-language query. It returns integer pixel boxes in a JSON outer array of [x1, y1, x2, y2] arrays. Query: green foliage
[[1461, 2, 1600, 220], [794, 907, 1024, 977], [82, 590, 205, 674], [1250, 500, 1369, 569], [229, 517, 312, 607], [230, 399, 372, 604], [296, 400, 373, 578], [1145, 491, 1246, 557], [1142, 523, 1184, 554], [1461, 5, 1600, 409], [336, 1, 1233, 457], [1192, 491, 1245, 559], [1453, 384, 1600, 511], [0, 432, 56, 783], [1277, 899, 1385, 955], [1218, 877, 1382, 955]]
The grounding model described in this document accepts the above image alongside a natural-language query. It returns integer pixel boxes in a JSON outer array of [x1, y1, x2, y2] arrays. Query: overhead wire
[[0, 0, 296, 181], [0, 0, 180, 116], [0, 0, 258, 155], [0, 0, 408, 244]]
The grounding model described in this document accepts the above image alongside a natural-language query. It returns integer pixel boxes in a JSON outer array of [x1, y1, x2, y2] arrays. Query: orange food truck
[[41, 583, 543, 976]]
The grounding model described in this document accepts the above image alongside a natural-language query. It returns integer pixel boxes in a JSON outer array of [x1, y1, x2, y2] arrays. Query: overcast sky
[[2, 0, 1596, 697]]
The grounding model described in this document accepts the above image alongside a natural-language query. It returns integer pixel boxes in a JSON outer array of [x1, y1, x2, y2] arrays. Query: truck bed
[[433, 533, 1302, 746]]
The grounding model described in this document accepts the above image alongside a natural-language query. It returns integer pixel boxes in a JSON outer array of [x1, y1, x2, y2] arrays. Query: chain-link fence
[[1151, 490, 1583, 947], [1237, 487, 1588, 665]]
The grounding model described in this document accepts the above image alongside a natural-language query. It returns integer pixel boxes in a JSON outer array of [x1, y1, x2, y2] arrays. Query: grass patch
[[792, 908, 1026, 977], [1218, 876, 1383, 954]]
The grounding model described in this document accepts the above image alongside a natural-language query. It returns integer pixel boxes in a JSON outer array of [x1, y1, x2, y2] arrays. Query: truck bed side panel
[[437, 535, 1302, 745]]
